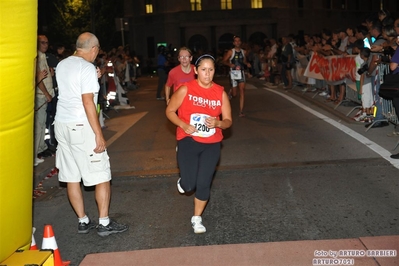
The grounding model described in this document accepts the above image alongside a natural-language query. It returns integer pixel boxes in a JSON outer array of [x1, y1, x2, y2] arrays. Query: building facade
[[123, 0, 397, 65]]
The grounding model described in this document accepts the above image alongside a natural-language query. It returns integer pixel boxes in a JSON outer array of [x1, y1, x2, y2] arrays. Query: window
[[251, 0, 262, 8], [145, 0, 153, 13], [146, 4, 153, 13], [221, 0, 232, 10], [190, 0, 202, 11]]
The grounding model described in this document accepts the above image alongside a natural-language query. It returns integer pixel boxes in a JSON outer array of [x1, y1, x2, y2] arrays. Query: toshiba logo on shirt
[[188, 94, 221, 109]]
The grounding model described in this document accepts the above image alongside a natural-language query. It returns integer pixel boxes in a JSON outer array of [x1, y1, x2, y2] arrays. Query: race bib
[[190, 113, 216, 138], [230, 70, 242, 80]]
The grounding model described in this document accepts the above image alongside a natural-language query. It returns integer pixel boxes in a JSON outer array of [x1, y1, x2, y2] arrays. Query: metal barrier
[[342, 83, 362, 115], [341, 83, 390, 133], [295, 59, 398, 137], [333, 63, 398, 134], [364, 63, 397, 133], [363, 109, 389, 133], [381, 98, 398, 125], [379, 63, 399, 149], [381, 98, 399, 150]]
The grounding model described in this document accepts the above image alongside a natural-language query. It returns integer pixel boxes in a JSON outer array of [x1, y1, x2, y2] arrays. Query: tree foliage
[[45, 0, 124, 51]]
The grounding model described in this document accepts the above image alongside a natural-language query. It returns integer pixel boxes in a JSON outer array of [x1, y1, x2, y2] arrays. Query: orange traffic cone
[[30, 227, 38, 250], [42, 224, 70, 266]]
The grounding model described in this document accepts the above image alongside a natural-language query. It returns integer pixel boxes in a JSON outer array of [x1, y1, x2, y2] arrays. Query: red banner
[[304, 53, 356, 83]]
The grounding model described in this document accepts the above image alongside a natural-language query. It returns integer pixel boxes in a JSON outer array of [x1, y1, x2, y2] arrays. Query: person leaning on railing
[[386, 32, 399, 159]]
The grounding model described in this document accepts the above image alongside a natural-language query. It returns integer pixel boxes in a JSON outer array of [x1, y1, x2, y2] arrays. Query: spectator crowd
[[211, 8, 399, 131]]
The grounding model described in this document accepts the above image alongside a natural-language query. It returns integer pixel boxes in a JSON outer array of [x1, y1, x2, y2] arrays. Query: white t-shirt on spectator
[[55, 56, 99, 123], [355, 54, 364, 81]]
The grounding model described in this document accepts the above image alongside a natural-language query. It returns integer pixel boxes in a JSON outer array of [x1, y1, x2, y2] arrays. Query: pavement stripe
[[106, 112, 148, 147], [264, 87, 399, 170]]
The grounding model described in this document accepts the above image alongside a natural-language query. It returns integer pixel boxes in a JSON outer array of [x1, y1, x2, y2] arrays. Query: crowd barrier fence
[[363, 63, 395, 132], [297, 55, 397, 136], [343, 83, 362, 115]]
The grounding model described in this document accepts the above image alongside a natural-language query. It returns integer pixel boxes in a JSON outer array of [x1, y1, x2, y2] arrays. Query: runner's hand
[[181, 124, 198, 135], [205, 116, 218, 129]]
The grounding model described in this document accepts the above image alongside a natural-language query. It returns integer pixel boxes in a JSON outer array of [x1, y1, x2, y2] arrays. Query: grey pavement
[[32, 75, 399, 266]]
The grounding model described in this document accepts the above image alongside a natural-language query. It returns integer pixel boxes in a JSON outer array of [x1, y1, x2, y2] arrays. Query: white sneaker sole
[[193, 227, 206, 234], [191, 216, 206, 233]]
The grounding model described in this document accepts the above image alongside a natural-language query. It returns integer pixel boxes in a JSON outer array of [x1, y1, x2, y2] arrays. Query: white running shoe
[[177, 178, 185, 194], [319, 91, 328, 96], [191, 216, 206, 234], [354, 114, 367, 122], [34, 158, 44, 166]]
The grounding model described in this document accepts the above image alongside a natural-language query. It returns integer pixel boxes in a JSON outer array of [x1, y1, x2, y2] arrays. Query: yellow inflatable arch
[[0, 0, 37, 261]]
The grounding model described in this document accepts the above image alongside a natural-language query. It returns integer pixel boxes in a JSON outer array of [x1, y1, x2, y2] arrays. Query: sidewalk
[[33, 78, 399, 266], [80, 235, 398, 266]]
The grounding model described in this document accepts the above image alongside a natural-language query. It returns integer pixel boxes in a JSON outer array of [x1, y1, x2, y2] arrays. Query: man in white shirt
[[55, 32, 128, 237]]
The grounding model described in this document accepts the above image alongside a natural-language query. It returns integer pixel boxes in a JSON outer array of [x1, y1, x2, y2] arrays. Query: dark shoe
[[97, 219, 128, 237], [38, 149, 55, 159], [78, 219, 96, 234], [390, 153, 399, 159], [364, 121, 389, 128]]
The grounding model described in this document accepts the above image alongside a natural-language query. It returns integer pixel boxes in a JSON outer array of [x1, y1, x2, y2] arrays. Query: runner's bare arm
[[165, 85, 198, 134], [223, 50, 234, 68]]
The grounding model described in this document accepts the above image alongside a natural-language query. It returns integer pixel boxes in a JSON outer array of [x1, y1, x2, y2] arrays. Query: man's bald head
[[74, 32, 100, 62], [76, 32, 99, 52]]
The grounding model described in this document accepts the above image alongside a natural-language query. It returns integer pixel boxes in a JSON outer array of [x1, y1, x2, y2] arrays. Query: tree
[[44, 0, 124, 52]]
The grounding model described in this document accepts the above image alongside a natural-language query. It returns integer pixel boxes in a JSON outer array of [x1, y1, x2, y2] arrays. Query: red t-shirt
[[166, 64, 196, 92], [176, 79, 224, 143]]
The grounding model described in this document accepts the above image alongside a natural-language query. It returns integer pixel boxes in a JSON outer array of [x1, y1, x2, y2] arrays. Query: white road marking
[[106, 112, 147, 147], [264, 87, 399, 169]]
